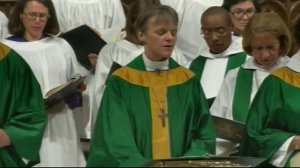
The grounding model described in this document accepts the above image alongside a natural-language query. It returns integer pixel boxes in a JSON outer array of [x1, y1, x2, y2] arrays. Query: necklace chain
[[147, 70, 168, 127]]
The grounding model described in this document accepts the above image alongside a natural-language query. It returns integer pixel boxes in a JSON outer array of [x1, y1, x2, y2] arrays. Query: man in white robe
[[188, 7, 247, 104], [160, 0, 222, 63]]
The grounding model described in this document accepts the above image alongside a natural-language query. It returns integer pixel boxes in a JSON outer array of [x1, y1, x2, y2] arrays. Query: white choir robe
[[190, 35, 246, 100], [197, 0, 223, 6], [87, 39, 189, 138], [210, 56, 290, 156], [1, 37, 88, 167], [160, 0, 210, 62], [0, 11, 9, 39], [52, 0, 126, 43]]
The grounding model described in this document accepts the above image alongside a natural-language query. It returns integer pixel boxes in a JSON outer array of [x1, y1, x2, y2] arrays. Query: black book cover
[[211, 115, 245, 143], [59, 25, 107, 70]]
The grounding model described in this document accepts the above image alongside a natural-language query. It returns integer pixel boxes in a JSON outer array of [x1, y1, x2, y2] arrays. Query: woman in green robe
[[240, 16, 300, 167], [87, 4, 216, 167], [0, 43, 47, 167]]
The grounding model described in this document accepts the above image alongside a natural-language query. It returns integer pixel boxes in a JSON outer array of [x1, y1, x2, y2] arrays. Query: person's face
[[20, 1, 49, 40], [229, 0, 255, 33], [201, 14, 232, 54], [251, 32, 281, 69], [138, 17, 177, 61]]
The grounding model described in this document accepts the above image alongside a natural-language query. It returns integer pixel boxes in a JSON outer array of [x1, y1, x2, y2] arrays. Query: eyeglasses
[[201, 28, 228, 38], [230, 8, 256, 19], [23, 12, 50, 22]]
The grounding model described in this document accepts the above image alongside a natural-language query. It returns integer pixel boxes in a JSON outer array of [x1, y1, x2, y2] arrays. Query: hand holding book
[[44, 76, 87, 109]]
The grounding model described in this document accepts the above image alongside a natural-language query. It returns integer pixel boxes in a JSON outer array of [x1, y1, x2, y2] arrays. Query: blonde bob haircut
[[242, 12, 291, 57]]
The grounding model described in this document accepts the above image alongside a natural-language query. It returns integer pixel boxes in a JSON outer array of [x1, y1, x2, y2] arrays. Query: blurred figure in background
[[222, 0, 260, 36]]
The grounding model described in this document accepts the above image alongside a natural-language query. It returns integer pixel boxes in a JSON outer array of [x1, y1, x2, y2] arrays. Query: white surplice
[[87, 39, 189, 138], [52, 0, 126, 42], [160, 0, 211, 62], [190, 35, 246, 99], [210, 56, 290, 156], [2, 37, 87, 167], [0, 11, 8, 39]]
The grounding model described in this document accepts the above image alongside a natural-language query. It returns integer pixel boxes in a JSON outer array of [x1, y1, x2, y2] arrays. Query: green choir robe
[[0, 44, 47, 167], [87, 56, 216, 167], [239, 66, 300, 165]]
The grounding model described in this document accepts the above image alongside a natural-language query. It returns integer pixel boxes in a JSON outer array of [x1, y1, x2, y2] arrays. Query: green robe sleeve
[[87, 76, 148, 167], [0, 49, 47, 167], [239, 76, 293, 159], [183, 78, 216, 156]]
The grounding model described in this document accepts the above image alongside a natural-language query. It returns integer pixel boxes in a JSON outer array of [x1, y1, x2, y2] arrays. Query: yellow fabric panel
[[113, 66, 195, 87], [113, 66, 194, 159], [272, 67, 300, 88], [0, 44, 10, 60]]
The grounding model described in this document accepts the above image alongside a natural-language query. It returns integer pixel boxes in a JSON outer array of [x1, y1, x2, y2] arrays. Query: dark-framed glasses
[[23, 12, 50, 22], [230, 8, 256, 19], [201, 28, 228, 38]]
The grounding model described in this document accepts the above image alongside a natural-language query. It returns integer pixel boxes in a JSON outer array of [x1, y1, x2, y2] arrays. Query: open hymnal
[[211, 115, 245, 143], [44, 75, 86, 109]]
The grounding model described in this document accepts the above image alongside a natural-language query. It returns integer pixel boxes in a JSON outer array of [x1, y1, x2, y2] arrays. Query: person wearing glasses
[[0, 11, 9, 39], [211, 12, 291, 157], [2, 0, 88, 166], [0, 42, 47, 167], [189, 6, 247, 107], [222, 0, 260, 36], [239, 14, 300, 167]]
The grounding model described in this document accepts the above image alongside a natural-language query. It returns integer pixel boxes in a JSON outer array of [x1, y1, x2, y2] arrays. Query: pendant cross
[[158, 109, 168, 127]]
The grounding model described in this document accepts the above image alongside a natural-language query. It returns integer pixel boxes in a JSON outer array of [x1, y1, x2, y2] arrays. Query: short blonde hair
[[242, 12, 291, 56]]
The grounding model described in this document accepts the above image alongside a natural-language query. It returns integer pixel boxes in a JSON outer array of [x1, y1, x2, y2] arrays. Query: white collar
[[198, 35, 243, 58], [142, 54, 169, 71], [287, 49, 300, 72], [242, 56, 290, 72]]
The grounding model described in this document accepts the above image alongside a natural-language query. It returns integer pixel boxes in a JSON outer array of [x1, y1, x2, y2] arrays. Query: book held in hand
[[211, 115, 245, 143], [44, 75, 87, 109], [59, 25, 107, 70]]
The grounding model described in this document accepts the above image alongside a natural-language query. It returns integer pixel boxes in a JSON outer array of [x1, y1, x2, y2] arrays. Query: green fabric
[[0, 46, 47, 167], [189, 52, 247, 79], [189, 56, 206, 79], [239, 73, 300, 164], [87, 56, 216, 167], [232, 68, 254, 122], [225, 52, 247, 74]]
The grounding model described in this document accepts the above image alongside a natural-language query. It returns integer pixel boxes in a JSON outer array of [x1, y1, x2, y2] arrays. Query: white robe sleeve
[[270, 136, 294, 167], [0, 11, 8, 39], [52, 0, 126, 39], [210, 68, 239, 120]]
